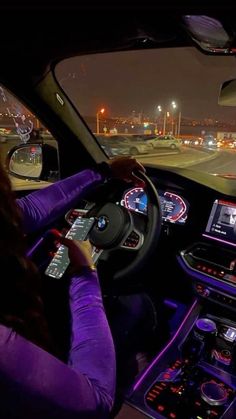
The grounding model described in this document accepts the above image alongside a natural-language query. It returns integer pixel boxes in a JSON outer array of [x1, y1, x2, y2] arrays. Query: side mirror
[[6, 143, 59, 182], [218, 79, 236, 106]]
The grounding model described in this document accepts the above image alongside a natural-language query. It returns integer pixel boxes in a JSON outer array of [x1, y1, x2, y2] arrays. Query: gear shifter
[[182, 318, 217, 363]]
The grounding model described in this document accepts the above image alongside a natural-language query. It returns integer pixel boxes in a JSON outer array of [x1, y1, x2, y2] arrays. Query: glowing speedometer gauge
[[122, 187, 147, 214]]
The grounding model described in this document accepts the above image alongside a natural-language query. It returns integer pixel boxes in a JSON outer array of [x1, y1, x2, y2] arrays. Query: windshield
[[55, 47, 236, 177]]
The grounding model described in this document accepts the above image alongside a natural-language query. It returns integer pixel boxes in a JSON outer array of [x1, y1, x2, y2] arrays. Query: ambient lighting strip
[[202, 233, 236, 248], [27, 237, 44, 257], [132, 299, 198, 392]]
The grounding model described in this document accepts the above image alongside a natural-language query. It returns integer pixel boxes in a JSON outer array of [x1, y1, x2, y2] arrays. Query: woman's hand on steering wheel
[[108, 156, 146, 187]]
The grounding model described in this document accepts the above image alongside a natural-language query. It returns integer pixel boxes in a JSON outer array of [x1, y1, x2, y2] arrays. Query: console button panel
[[180, 242, 236, 283], [194, 283, 236, 310], [145, 359, 235, 419]]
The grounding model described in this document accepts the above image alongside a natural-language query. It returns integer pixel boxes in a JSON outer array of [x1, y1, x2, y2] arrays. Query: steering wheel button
[[157, 405, 165, 412]]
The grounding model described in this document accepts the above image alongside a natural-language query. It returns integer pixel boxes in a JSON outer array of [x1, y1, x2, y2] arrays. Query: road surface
[[190, 149, 236, 175], [139, 147, 236, 176]]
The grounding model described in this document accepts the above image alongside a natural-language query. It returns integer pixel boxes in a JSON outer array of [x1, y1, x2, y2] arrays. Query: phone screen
[[45, 216, 95, 279]]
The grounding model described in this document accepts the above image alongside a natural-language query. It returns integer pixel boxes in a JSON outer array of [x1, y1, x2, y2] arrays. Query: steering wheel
[[88, 171, 162, 281]]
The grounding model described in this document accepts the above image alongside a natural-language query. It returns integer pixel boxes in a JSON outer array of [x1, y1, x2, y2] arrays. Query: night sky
[[56, 47, 236, 122]]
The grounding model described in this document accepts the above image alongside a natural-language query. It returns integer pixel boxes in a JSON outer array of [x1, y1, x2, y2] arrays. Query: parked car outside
[[217, 138, 236, 149], [201, 135, 218, 149], [96, 134, 153, 156], [95, 135, 130, 157], [181, 137, 203, 146], [123, 135, 154, 154], [147, 134, 182, 150]]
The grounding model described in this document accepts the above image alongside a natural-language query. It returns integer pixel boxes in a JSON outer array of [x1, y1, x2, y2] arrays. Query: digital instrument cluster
[[121, 187, 189, 224]]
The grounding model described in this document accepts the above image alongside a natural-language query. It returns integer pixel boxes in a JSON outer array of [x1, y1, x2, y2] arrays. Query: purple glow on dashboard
[[132, 299, 198, 392], [202, 233, 236, 248]]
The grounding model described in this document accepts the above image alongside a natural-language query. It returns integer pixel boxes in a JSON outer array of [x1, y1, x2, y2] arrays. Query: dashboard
[[118, 177, 236, 305], [120, 187, 190, 224], [61, 166, 236, 308]]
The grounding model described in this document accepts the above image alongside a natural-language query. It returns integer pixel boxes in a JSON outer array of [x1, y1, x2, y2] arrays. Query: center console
[[124, 198, 236, 418], [126, 303, 236, 418], [145, 314, 236, 417], [178, 197, 236, 306]]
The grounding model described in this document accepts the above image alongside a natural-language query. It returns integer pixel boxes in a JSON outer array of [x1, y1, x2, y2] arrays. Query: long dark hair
[[0, 160, 51, 351]]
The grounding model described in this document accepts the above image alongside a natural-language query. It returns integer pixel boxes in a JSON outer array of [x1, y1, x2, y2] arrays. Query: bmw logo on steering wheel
[[97, 215, 109, 231]]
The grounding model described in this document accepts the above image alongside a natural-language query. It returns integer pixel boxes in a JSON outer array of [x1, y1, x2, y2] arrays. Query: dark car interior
[[1, 2, 236, 418]]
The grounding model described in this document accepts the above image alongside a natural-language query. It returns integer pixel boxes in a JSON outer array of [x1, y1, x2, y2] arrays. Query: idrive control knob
[[201, 381, 228, 406]]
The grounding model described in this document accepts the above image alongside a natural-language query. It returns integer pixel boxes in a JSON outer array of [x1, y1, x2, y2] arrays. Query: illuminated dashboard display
[[121, 187, 189, 224], [203, 199, 236, 247]]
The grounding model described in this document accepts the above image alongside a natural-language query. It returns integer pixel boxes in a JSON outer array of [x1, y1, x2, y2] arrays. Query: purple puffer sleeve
[[0, 271, 115, 419], [17, 169, 102, 234]]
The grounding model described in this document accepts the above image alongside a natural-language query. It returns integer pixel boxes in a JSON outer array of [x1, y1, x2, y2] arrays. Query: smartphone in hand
[[45, 217, 95, 279]]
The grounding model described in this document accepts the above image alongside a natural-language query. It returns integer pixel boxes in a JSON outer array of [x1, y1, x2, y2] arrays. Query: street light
[[155, 105, 162, 133], [168, 101, 181, 135], [155, 104, 172, 135], [171, 101, 182, 136], [177, 111, 182, 137], [171, 101, 177, 134], [96, 108, 105, 134], [156, 102, 181, 135]]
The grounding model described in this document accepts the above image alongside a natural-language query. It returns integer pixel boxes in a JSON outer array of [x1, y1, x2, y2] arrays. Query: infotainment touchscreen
[[203, 199, 236, 246]]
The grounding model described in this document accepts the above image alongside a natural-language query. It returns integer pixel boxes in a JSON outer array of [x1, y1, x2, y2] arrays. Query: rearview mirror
[[218, 79, 236, 106]]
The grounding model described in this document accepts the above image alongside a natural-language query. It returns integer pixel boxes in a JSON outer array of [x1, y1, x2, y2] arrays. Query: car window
[[0, 85, 59, 190], [55, 47, 236, 177]]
